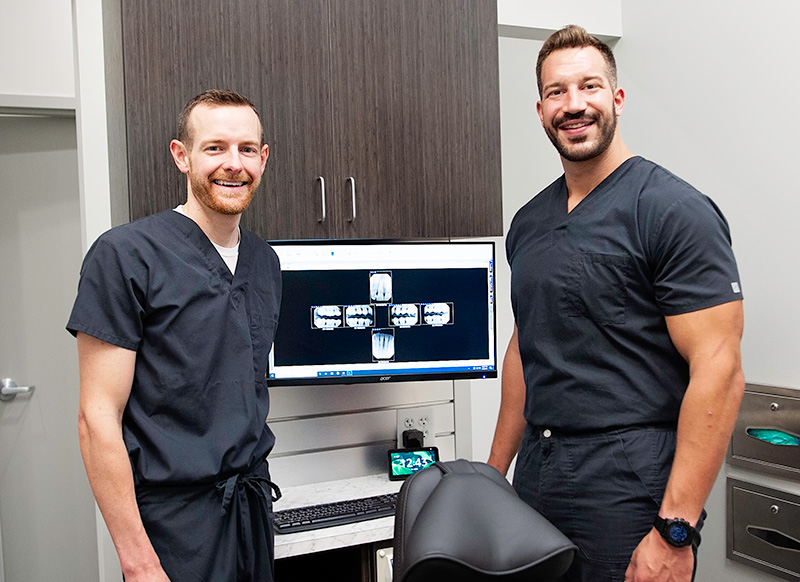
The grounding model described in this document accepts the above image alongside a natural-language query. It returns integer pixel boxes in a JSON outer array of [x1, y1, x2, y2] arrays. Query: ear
[[536, 100, 545, 126], [259, 143, 269, 174], [613, 87, 625, 117], [170, 139, 190, 174]]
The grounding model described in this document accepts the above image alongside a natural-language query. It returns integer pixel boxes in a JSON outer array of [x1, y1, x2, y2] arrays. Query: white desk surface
[[273, 473, 402, 559]]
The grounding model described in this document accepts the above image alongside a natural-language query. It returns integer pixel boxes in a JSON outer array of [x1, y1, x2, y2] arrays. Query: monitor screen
[[267, 240, 497, 386]]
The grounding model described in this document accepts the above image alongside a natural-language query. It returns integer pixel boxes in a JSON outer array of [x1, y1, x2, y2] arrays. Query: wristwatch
[[653, 516, 701, 548]]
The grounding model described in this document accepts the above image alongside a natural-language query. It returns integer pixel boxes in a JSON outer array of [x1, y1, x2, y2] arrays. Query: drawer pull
[[747, 526, 800, 551], [745, 428, 800, 446]]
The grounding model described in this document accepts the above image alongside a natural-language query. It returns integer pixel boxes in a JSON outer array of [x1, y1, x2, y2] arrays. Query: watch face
[[668, 523, 690, 544]]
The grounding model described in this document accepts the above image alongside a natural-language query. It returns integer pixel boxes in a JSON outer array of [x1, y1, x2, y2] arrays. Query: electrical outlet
[[396, 406, 435, 448]]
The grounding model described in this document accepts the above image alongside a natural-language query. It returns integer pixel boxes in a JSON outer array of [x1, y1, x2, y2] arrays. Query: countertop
[[273, 473, 402, 559]]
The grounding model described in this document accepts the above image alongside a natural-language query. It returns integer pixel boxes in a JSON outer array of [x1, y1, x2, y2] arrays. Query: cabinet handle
[[317, 176, 326, 223], [347, 177, 356, 222]]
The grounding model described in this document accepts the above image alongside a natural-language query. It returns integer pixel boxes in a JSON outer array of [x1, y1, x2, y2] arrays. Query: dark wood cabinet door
[[122, 0, 501, 240], [327, 0, 502, 239], [244, 0, 341, 240], [122, 0, 340, 240]]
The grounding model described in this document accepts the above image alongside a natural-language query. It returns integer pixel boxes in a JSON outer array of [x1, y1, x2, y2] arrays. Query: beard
[[188, 168, 260, 216], [544, 109, 617, 163]]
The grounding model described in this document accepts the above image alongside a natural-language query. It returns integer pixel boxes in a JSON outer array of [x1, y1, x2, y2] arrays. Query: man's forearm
[[76, 333, 164, 578], [659, 363, 745, 524], [660, 300, 745, 524], [488, 403, 527, 475], [79, 412, 164, 577], [626, 362, 744, 582], [487, 327, 528, 476]]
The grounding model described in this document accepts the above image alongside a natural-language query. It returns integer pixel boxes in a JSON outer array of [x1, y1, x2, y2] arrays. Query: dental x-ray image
[[311, 305, 342, 330], [271, 263, 491, 370], [345, 304, 375, 329], [421, 302, 454, 326], [372, 329, 395, 361], [370, 271, 392, 303], [389, 303, 420, 328]]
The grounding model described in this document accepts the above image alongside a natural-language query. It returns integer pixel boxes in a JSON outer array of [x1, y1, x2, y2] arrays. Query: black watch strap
[[653, 516, 701, 548]]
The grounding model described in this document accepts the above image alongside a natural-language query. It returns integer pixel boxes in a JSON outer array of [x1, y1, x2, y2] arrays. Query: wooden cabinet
[[122, 0, 502, 240]]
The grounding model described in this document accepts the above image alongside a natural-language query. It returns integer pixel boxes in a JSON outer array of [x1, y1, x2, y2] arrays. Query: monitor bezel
[[265, 238, 497, 387]]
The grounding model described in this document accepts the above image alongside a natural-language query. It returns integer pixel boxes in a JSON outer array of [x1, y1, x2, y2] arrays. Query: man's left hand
[[625, 529, 694, 582]]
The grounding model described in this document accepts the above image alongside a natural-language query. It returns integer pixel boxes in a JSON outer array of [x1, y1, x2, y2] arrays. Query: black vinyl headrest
[[393, 459, 576, 582]]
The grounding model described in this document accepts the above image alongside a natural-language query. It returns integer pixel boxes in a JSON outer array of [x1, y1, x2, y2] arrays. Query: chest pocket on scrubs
[[564, 252, 630, 325]]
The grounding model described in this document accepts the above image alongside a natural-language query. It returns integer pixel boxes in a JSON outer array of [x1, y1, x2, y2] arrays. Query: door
[[0, 115, 97, 581], [122, 0, 340, 241], [328, 0, 503, 239], [242, 0, 339, 240]]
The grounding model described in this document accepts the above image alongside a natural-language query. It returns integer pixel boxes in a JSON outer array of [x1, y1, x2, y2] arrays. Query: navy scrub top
[[68, 210, 282, 486], [506, 156, 742, 432]]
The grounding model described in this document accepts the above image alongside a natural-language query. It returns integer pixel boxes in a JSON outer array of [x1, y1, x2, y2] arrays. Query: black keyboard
[[273, 492, 398, 534]]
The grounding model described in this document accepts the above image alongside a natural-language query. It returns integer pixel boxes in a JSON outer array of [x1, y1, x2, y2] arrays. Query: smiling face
[[170, 103, 269, 216], [536, 46, 624, 163]]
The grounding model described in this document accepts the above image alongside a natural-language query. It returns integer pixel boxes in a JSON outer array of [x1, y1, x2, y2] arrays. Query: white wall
[[498, 0, 621, 40], [0, 0, 74, 98]]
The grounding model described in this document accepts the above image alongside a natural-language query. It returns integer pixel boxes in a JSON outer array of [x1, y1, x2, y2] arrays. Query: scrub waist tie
[[217, 471, 282, 516]]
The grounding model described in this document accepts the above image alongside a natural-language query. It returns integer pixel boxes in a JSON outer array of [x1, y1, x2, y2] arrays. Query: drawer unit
[[729, 384, 800, 481], [727, 479, 800, 581]]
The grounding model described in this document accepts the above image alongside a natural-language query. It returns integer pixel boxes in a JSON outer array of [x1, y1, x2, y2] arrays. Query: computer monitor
[[266, 240, 497, 386]]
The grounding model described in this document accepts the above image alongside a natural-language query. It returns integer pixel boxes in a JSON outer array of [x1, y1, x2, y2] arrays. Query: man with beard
[[488, 26, 744, 582], [68, 90, 282, 581]]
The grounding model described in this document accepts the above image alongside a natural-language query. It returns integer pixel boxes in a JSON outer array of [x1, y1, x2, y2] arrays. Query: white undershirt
[[174, 205, 240, 274]]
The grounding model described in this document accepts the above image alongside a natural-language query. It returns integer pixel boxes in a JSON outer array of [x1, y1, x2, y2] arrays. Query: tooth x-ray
[[389, 303, 420, 328], [311, 305, 342, 330], [421, 302, 454, 326], [345, 304, 375, 329], [370, 271, 392, 303], [372, 329, 395, 361]]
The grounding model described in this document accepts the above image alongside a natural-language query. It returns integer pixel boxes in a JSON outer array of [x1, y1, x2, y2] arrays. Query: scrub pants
[[512, 425, 703, 582], [136, 462, 281, 582]]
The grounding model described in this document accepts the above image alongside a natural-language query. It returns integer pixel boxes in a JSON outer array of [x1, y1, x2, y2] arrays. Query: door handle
[[0, 378, 35, 401], [317, 176, 327, 223], [347, 177, 356, 222]]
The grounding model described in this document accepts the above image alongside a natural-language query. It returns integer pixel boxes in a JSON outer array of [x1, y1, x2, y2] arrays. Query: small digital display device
[[388, 447, 439, 481]]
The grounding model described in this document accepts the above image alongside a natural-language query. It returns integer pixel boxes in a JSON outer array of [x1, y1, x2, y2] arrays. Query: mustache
[[210, 171, 251, 184], [553, 111, 599, 126]]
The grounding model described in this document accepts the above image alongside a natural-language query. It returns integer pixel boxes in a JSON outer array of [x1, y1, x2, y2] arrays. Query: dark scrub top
[[506, 156, 742, 432], [67, 210, 282, 486]]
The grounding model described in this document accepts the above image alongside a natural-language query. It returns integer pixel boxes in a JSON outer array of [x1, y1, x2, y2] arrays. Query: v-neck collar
[[560, 156, 641, 217], [159, 210, 251, 285]]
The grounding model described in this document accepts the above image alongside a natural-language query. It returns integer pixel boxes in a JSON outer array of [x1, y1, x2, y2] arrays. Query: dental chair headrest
[[393, 459, 576, 582]]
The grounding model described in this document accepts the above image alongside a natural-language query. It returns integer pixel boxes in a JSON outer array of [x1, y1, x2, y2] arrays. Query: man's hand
[[625, 529, 693, 582]]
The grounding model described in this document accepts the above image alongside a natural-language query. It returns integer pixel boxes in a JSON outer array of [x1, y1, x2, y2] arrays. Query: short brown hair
[[177, 89, 263, 147], [536, 25, 617, 96]]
